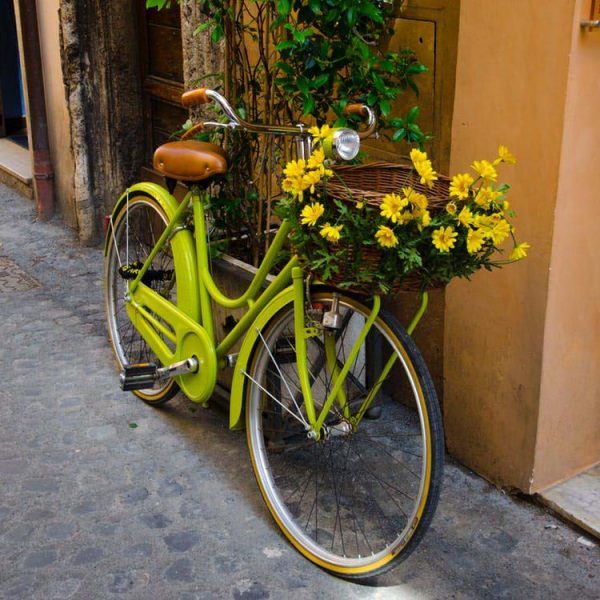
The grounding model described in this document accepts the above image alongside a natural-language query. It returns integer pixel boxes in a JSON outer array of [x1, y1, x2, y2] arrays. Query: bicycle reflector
[[323, 128, 361, 161]]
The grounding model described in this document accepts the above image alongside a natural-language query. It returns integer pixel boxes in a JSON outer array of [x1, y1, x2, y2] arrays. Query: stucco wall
[[35, 0, 77, 227], [445, 0, 575, 491], [533, 0, 600, 489]]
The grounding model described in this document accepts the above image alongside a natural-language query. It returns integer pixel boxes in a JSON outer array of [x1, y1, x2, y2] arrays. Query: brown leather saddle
[[153, 140, 227, 185]]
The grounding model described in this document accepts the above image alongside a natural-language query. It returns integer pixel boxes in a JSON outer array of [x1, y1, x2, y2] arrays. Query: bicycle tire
[[244, 290, 444, 579], [104, 192, 179, 405]]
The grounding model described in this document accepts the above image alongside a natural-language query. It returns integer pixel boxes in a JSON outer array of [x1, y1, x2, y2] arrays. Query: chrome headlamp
[[322, 128, 361, 161]]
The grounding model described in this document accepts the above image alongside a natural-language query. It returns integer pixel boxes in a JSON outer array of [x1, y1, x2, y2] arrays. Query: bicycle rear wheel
[[104, 193, 179, 405], [244, 291, 443, 579]]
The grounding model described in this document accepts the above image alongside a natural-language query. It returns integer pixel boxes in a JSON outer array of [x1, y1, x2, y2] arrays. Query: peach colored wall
[[445, 0, 576, 491], [533, 0, 600, 490], [35, 0, 77, 227]]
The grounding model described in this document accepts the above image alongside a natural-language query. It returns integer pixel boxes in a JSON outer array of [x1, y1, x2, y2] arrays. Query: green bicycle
[[104, 87, 444, 579]]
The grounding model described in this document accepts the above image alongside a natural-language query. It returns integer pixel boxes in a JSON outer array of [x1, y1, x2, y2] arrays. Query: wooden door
[[137, 0, 188, 164], [364, 0, 460, 172]]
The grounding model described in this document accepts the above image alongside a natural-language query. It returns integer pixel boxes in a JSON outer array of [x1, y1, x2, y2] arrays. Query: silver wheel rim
[[246, 295, 430, 570]]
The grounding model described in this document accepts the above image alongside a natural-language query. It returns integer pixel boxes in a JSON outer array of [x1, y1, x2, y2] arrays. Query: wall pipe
[[16, 0, 55, 220]]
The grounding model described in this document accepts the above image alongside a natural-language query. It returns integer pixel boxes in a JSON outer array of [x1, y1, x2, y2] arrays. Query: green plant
[[147, 0, 428, 263]]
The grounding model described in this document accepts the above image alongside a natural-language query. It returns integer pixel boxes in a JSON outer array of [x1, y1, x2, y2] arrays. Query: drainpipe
[[16, 0, 55, 220]]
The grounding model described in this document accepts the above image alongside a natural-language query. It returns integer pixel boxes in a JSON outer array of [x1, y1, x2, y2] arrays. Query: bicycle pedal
[[120, 363, 158, 391]]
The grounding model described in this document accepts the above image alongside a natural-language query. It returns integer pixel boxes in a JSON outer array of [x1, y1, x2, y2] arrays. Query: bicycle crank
[[120, 357, 199, 391]]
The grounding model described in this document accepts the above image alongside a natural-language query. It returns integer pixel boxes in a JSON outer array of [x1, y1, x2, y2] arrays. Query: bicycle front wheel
[[104, 192, 179, 405], [244, 291, 444, 579]]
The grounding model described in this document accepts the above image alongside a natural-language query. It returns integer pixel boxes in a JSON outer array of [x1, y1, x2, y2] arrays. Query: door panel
[[138, 0, 187, 163], [364, 0, 460, 172]]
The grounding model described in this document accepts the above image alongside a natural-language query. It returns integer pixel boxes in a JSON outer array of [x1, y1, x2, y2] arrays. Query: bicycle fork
[[291, 267, 383, 440]]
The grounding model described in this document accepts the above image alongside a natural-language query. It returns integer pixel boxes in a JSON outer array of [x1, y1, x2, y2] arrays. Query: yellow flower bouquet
[[277, 135, 529, 294]]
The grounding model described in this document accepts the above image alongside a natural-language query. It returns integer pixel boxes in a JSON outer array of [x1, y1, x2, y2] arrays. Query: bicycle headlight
[[322, 128, 361, 161]]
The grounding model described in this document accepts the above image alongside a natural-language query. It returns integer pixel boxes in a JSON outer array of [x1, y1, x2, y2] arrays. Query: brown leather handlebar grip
[[344, 103, 368, 116], [180, 122, 206, 141], [181, 88, 211, 107]]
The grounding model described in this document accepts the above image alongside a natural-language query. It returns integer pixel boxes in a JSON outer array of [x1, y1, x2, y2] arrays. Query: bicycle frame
[[109, 180, 429, 436], [110, 183, 427, 438]]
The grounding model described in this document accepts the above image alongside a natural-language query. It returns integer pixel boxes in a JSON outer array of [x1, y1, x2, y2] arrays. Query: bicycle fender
[[104, 182, 200, 321], [104, 183, 181, 256], [228, 286, 295, 430]]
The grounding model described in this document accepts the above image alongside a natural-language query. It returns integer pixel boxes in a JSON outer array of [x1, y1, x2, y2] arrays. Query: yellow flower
[[449, 173, 474, 199], [415, 161, 438, 189], [284, 159, 306, 179], [432, 226, 458, 253], [502, 200, 510, 212], [302, 169, 322, 194], [282, 175, 307, 200], [489, 218, 511, 245], [380, 193, 408, 223], [356, 201, 364, 209], [320, 222, 343, 243], [410, 148, 428, 167], [300, 202, 324, 226], [401, 186, 415, 201], [395, 210, 412, 225], [494, 145, 517, 165], [307, 148, 325, 170], [446, 201, 457, 215], [409, 191, 428, 210], [457, 206, 474, 228], [473, 214, 494, 236], [308, 124, 332, 144], [307, 148, 330, 176], [466, 228, 486, 254], [474, 186, 501, 208], [375, 225, 399, 248], [420, 209, 431, 227], [471, 160, 498, 182], [510, 242, 530, 261]]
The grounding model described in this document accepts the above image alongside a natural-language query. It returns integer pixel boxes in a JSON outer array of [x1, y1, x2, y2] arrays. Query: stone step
[[0, 137, 33, 199], [538, 463, 600, 540]]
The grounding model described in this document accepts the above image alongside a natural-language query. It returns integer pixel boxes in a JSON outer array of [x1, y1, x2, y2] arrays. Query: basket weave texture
[[329, 161, 451, 210], [317, 161, 451, 295]]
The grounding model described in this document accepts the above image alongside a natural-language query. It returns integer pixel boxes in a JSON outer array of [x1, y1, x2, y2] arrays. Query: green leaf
[[310, 73, 329, 88], [274, 61, 294, 75], [296, 76, 310, 95], [302, 94, 316, 116], [406, 63, 429, 75], [146, 0, 171, 9], [128, 422, 138, 429], [346, 7, 355, 26], [293, 29, 307, 43], [379, 98, 391, 117], [277, 0, 291, 16], [275, 40, 296, 51], [392, 128, 406, 142], [211, 24, 224, 43], [407, 106, 420, 123], [193, 21, 212, 35], [371, 71, 387, 94], [308, 0, 321, 13], [359, 3, 384, 23]]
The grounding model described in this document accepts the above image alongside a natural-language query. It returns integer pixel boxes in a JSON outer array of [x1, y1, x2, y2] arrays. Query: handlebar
[[181, 87, 378, 140], [343, 104, 378, 140], [182, 88, 306, 137]]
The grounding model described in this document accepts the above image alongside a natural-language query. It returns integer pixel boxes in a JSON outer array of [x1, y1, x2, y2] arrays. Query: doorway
[[0, 0, 27, 148]]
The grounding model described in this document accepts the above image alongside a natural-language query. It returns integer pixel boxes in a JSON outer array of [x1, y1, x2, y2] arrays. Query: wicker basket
[[328, 161, 451, 210], [321, 245, 432, 295], [311, 161, 451, 295]]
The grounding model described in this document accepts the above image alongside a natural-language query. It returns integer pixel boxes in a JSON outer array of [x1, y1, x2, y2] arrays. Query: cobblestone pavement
[[0, 183, 598, 600]]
